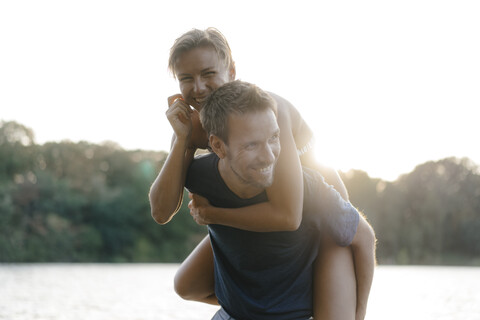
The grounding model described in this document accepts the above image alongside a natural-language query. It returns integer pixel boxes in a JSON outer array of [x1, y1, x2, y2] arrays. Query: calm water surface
[[1, 264, 479, 320]]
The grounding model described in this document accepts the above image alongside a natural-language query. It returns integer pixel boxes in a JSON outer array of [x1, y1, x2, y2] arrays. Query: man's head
[[200, 81, 280, 197], [169, 28, 236, 111]]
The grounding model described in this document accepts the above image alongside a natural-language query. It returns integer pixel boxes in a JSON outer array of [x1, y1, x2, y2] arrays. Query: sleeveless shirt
[[185, 153, 359, 320]]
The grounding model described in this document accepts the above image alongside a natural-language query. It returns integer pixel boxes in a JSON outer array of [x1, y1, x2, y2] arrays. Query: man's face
[[220, 109, 281, 198], [175, 46, 234, 111]]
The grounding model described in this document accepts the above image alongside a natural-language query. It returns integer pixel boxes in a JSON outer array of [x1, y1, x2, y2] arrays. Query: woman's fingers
[[167, 102, 192, 124], [167, 96, 193, 123], [167, 94, 184, 107]]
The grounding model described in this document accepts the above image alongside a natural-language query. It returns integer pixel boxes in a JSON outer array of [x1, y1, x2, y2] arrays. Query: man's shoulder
[[193, 152, 215, 161], [186, 152, 216, 185], [188, 152, 217, 175], [191, 152, 217, 165]]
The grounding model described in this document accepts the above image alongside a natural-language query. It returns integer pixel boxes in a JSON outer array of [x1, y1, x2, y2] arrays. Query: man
[[184, 80, 371, 319]]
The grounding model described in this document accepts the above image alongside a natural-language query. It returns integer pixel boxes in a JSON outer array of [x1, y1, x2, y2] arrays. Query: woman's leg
[[174, 234, 218, 305], [313, 233, 356, 319]]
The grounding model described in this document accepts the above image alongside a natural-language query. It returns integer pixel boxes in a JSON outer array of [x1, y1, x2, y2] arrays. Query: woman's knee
[[173, 268, 192, 300]]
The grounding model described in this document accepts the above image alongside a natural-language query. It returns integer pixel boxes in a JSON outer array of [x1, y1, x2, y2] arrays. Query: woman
[[149, 28, 374, 319]]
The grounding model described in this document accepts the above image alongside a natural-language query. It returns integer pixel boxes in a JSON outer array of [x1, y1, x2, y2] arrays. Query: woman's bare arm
[[149, 135, 195, 224], [292, 107, 349, 200], [149, 95, 203, 224]]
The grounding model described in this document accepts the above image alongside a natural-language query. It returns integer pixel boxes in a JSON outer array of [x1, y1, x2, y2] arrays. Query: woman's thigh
[[313, 233, 356, 319], [174, 234, 216, 303]]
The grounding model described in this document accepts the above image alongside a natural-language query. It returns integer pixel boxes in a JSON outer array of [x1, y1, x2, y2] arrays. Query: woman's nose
[[193, 78, 207, 94]]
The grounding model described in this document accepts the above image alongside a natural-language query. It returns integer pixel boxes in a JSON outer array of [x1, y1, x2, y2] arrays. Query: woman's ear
[[210, 135, 227, 159], [229, 63, 236, 81]]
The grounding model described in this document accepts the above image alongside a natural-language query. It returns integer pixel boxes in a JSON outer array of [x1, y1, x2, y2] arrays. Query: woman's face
[[175, 46, 235, 111]]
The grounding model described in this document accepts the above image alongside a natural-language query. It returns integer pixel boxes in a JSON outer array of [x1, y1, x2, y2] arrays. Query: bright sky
[[1, 0, 479, 181]]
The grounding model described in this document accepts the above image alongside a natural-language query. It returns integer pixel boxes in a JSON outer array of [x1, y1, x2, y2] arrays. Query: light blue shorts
[[211, 307, 313, 320], [211, 308, 236, 320]]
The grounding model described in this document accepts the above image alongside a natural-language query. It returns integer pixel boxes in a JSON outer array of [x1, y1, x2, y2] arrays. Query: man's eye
[[179, 77, 192, 82], [269, 134, 279, 142]]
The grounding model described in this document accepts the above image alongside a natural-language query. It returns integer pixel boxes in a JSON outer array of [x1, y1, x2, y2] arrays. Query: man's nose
[[259, 144, 276, 164]]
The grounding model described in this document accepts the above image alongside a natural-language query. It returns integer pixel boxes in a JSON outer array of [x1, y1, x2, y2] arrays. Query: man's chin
[[256, 176, 274, 189]]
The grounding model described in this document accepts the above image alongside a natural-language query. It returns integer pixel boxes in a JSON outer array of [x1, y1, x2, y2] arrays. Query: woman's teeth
[[195, 98, 206, 104]]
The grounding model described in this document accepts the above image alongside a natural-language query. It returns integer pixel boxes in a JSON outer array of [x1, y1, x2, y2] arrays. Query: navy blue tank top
[[185, 153, 358, 320]]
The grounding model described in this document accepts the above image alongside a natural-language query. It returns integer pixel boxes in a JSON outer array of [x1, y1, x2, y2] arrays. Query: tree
[[2, 121, 479, 265]]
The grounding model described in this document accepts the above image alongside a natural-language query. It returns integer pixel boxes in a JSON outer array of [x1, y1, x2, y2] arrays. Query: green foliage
[[1, 120, 479, 265], [0, 121, 206, 262], [341, 157, 480, 265]]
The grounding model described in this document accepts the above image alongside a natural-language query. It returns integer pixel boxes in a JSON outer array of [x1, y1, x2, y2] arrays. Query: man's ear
[[210, 135, 227, 159]]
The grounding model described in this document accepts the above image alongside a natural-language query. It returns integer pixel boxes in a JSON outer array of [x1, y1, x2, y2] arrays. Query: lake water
[[1, 264, 479, 320]]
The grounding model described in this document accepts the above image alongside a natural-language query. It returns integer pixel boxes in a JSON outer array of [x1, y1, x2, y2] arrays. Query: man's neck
[[217, 159, 264, 199]]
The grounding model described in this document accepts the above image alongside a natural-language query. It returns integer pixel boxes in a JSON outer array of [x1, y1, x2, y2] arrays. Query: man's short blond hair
[[168, 28, 234, 79]]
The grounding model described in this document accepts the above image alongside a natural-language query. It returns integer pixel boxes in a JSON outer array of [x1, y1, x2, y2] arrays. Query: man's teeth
[[195, 98, 206, 104], [259, 166, 272, 173]]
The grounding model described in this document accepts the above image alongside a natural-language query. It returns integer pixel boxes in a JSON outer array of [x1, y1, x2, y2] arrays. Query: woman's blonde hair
[[168, 28, 234, 79]]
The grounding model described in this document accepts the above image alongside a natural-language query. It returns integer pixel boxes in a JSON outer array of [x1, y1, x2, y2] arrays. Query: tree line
[[1, 120, 479, 265]]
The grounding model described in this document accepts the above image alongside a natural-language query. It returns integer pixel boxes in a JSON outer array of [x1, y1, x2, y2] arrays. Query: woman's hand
[[167, 94, 193, 142], [188, 192, 212, 225], [167, 94, 209, 150]]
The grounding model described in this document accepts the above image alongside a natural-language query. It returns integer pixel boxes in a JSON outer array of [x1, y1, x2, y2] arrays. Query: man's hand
[[188, 192, 212, 225]]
